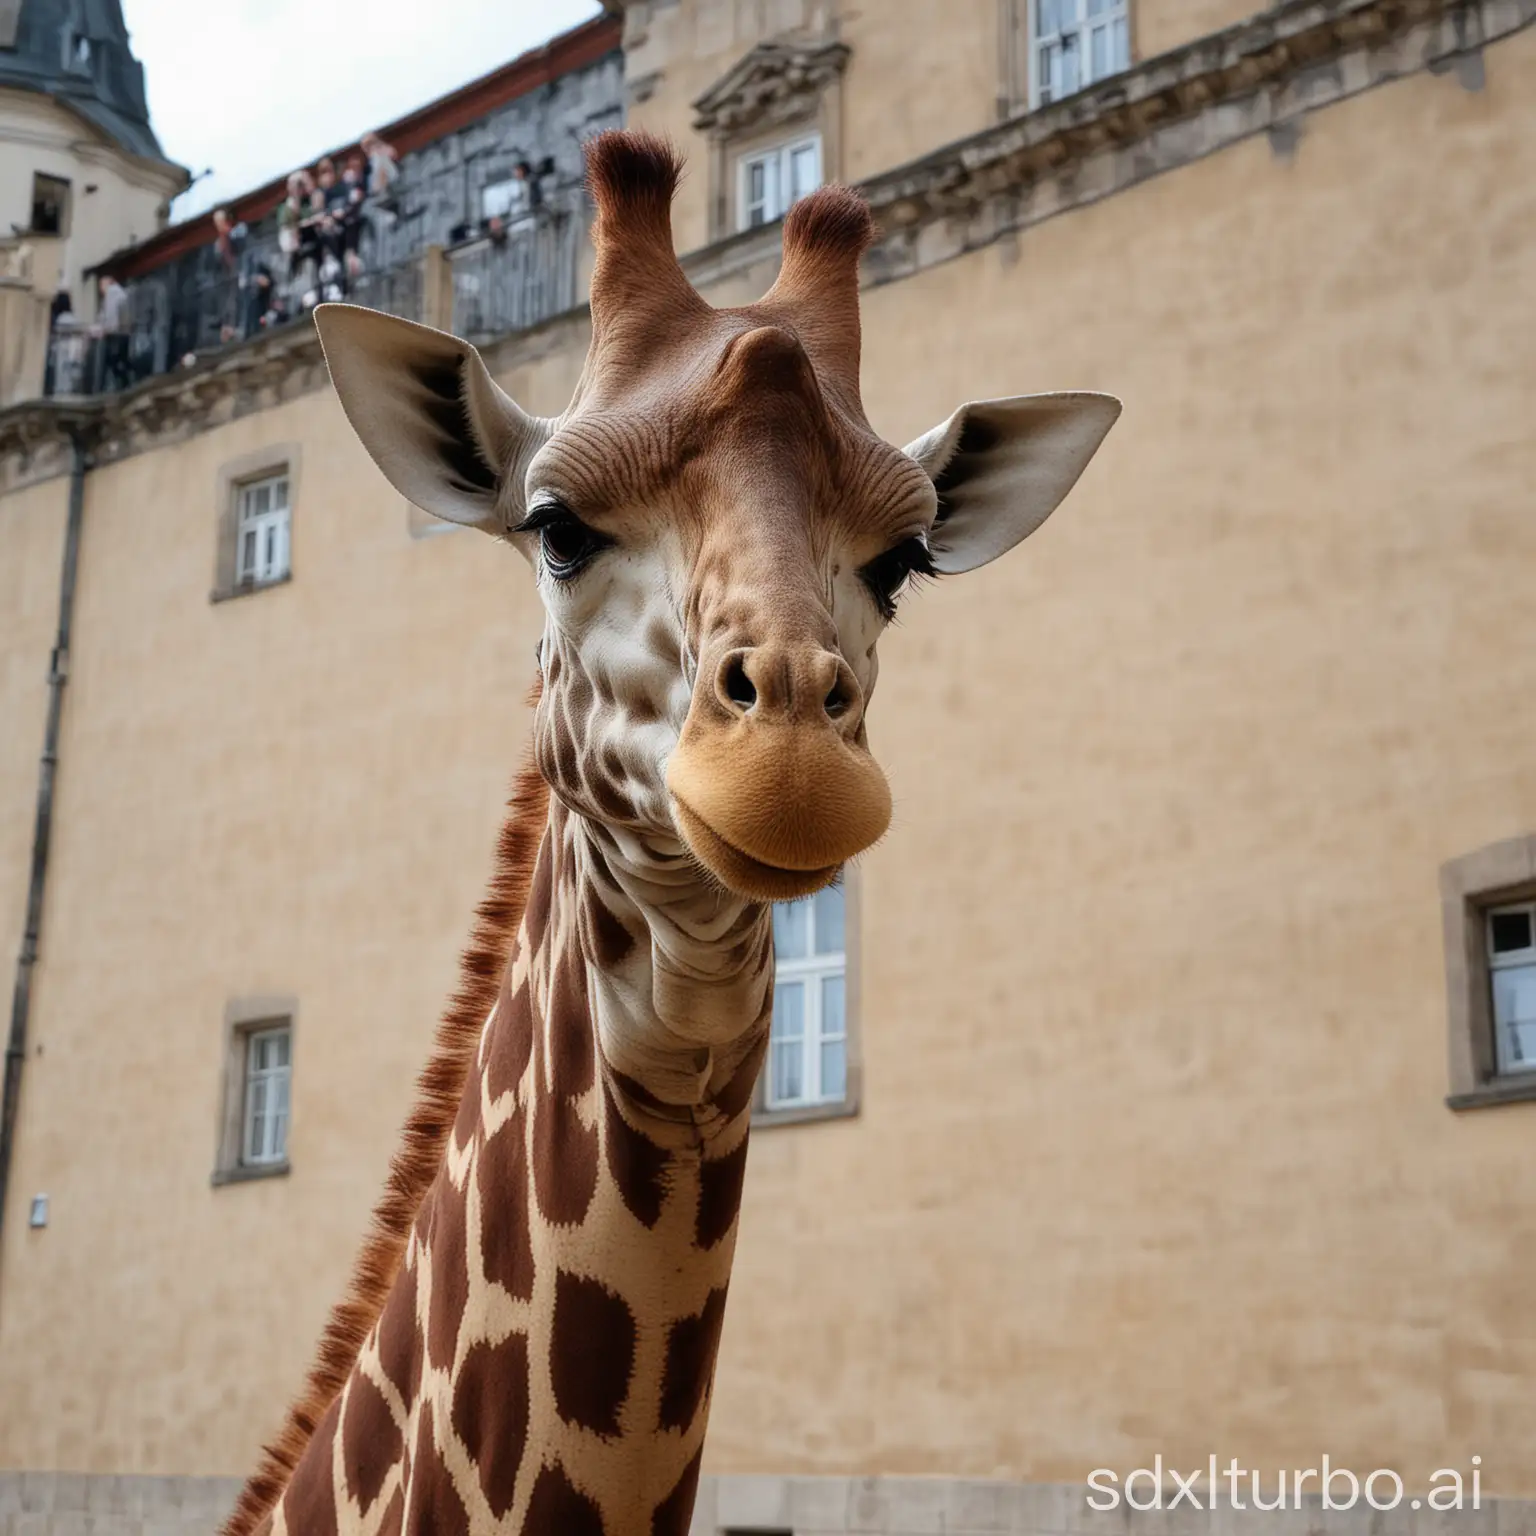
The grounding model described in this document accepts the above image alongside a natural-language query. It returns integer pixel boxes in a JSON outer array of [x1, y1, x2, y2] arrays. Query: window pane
[[1494, 964, 1536, 1072], [1111, 13, 1128, 67], [812, 886, 845, 956], [1060, 33, 1079, 94], [773, 900, 811, 960], [1038, 42, 1058, 101], [821, 974, 845, 1040], [820, 1037, 846, 1102], [272, 1077, 290, 1159], [771, 1039, 803, 1104], [264, 524, 276, 573], [274, 1030, 290, 1068], [1037, 0, 1057, 35], [241, 529, 256, 577], [1090, 23, 1108, 80], [274, 478, 289, 509], [772, 979, 805, 1042], [1491, 909, 1534, 956], [789, 144, 819, 202], [1494, 966, 1536, 1026]]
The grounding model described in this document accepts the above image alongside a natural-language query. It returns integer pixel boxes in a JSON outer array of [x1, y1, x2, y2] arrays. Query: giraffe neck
[[275, 797, 772, 1536]]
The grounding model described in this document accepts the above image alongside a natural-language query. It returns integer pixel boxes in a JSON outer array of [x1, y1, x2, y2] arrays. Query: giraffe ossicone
[[223, 131, 1119, 1536]]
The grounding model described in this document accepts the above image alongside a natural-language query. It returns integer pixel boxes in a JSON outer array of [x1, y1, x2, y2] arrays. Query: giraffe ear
[[314, 304, 553, 536], [903, 393, 1120, 574]]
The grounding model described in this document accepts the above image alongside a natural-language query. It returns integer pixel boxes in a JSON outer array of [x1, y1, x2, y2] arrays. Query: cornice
[[691, 38, 851, 136], [2, 0, 1527, 483], [854, 0, 1524, 275]]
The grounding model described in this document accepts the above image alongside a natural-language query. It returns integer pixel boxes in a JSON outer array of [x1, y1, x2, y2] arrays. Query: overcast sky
[[123, 0, 604, 220]]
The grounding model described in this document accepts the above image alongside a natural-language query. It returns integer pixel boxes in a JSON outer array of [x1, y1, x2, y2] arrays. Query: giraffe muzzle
[[666, 711, 892, 900]]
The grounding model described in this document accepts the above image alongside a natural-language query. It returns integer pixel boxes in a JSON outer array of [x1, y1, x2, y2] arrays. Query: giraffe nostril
[[824, 681, 849, 717], [722, 654, 757, 711]]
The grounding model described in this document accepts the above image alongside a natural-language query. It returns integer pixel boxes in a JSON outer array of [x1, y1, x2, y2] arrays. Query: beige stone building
[[0, 0, 186, 406], [2, 0, 1536, 1530]]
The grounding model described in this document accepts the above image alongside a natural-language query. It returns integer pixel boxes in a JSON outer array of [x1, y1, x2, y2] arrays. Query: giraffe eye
[[859, 536, 936, 619], [523, 504, 610, 581]]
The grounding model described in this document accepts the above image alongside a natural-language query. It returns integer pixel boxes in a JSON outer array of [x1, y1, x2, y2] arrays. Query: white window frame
[[736, 133, 823, 232], [766, 887, 847, 1111], [242, 1024, 291, 1167], [1488, 901, 1536, 1077], [1028, 0, 1130, 108], [234, 471, 290, 587]]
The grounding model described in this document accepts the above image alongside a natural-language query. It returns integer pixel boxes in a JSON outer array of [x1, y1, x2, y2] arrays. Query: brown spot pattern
[[696, 1138, 748, 1250], [452, 1056, 482, 1153], [526, 837, 554, 955], [478, 1107, 535, 1299], [402, 1404, 469, 1536], [485, 980, 533, 1102], [341, 1374, 402, 1517], [603, 1075, 670, 1229], [451, 1332, 531, 1519], [548, 949, 595, 1095], [523, 1464, 605, 1536], [586, 890, 635, 968], [659, 1287, 729, 1431], [651, 1449, 704, 1536], [532, 1091, 599, 1227], [376, 1258, 422, 1405], [426, 1177, 469, 1370], [282, 1395, 341, 1536], [551, 1270, 637, 1436]]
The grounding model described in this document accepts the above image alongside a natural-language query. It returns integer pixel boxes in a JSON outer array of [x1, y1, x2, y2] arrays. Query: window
[[737, 134, 822, 231], [1441, 836, 1536, 1110], [243, 1025, 291, 1166], [1031, 0, 1129, 106], [214, 996, 297, 1184], [30, 174, 69, 237], [1488, 903, 1536, 1076], [767, 885, 847, 1110], [213, 445, 300, 602], [235, 471, 290, 587]]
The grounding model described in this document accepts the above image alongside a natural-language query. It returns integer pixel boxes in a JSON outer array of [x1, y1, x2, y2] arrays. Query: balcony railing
[[39, 201, 583, 402], [448, 211, 579, 342]]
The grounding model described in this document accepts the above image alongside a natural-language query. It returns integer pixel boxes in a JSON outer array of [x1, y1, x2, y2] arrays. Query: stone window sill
[[210, 1160, 291, 1187], [210, 572, 292, 605], [754, 1098, 859, 1130], [1447, 1078, 1536, 1112]]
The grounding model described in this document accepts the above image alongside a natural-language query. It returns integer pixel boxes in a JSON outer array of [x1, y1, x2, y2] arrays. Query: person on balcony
[[339, 154, 368, 278], [95, 274, 131, 391], [362, 131, 400, 207]]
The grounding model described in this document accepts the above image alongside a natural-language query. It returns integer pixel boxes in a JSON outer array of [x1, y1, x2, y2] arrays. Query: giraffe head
[[316, 134, 1117, 901]]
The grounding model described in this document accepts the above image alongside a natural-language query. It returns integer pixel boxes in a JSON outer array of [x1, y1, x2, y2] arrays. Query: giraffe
[[221, 131, 1119, 1536]]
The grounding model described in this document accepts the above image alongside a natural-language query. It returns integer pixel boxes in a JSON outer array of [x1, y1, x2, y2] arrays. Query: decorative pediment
[[692, 38, 850, 136]]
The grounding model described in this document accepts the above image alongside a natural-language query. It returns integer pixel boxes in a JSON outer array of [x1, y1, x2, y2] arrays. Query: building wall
[[621, 0, 1275, 255], [0, 6, 1534, 1503], [0, 88, 178, 306]]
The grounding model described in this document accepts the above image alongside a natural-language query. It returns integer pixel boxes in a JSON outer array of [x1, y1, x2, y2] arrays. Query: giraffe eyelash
[[516, 499, 613, 581], [859, 536, 937, 619]]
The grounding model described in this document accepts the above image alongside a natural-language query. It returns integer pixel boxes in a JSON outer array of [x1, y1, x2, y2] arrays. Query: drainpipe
[[0, 427, 90, 1251]]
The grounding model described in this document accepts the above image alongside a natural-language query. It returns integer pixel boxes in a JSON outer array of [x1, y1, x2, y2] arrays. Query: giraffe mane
[[220, 695, 550, 1536]]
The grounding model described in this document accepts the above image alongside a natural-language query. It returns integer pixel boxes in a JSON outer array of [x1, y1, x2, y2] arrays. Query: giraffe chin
[[670, 795, 844, 901]]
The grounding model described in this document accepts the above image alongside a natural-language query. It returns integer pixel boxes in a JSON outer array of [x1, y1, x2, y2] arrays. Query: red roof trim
[[102, 13, 620, 280]]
